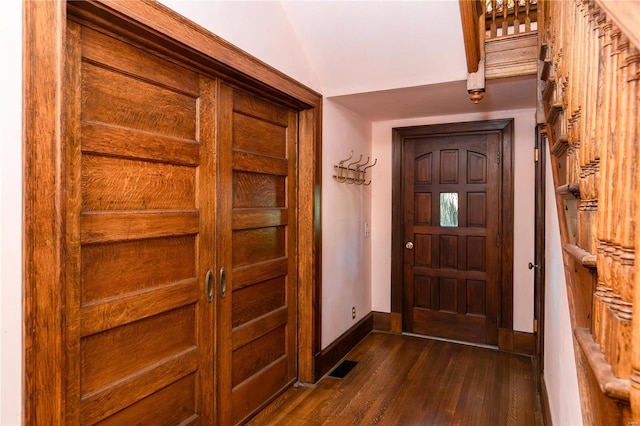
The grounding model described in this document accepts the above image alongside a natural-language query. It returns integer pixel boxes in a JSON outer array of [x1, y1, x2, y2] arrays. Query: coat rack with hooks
[[333, 150, 377, 185]]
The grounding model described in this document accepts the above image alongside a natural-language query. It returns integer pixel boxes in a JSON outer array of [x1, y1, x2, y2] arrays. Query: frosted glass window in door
[[440, 192, 458, 227]]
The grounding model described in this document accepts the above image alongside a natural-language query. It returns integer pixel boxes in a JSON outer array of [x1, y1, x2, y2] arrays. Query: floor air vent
[[328, 360, 358, 378]]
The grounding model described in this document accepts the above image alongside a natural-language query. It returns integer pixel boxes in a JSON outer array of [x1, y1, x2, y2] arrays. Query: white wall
[[0, 0, 23, 424], [156, 0, 375, 350], [371, 109, 536, 333], [543, 149, 583, 425], [321, 100, 372, 348], [158, 0, 320, 92]]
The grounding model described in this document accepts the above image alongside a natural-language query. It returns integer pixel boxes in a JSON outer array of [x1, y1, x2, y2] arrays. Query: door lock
[[405, 241, 414, 250], [528, 262, 539, 270]]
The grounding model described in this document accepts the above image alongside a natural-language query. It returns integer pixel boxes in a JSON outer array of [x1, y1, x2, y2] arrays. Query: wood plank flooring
[[248, 332, 542, 426]]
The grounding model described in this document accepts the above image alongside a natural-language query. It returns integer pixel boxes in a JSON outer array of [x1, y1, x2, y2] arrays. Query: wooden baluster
[[513, 0, 520, 35], [596, 21, 613, 334], [490, 0, 498, 39], [616, 43, 638, 379], [502, 0, 509, 36], [593, 282, 608, 343], [616, 34, 631, 290], [588, 8, 604, 255], [525, 0, 531, 33], [602, 30, 621, 346], [632, 44, 640, 417]]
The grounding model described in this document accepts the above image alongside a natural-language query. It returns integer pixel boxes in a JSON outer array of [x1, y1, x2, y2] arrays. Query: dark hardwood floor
[[248, 332, 542, 426]]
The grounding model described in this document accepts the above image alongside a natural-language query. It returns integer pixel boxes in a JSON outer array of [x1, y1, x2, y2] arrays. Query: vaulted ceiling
[[280, 1, 535, 120], [161, 0, 536, 121], [280, 1, 469, 97]]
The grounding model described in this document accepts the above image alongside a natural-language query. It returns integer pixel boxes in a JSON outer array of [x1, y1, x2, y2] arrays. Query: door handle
[[220, 267, 227, 298], [205, 270, 214, 302], [528, 262, 539, 270], [405, 241, 414, 250]]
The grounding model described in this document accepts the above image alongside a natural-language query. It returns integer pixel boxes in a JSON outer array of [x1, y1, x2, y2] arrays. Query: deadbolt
[[405, 241, 414, 250]]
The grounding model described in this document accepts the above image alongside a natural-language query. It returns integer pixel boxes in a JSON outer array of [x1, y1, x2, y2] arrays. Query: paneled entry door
[[398, 122, 512, 345]]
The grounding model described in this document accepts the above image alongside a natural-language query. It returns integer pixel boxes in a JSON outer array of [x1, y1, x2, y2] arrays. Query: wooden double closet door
[[64, 22, 298, 424]]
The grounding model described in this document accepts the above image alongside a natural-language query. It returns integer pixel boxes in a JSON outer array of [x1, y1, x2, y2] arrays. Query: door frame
[[23, 1, 322, 423], [533, 125, 547, 387], [390, 119, 515, 347]]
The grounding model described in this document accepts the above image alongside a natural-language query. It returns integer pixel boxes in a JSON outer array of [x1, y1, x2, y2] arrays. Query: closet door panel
[[218, 85, 298, 425], [66, 24, 216, 424]]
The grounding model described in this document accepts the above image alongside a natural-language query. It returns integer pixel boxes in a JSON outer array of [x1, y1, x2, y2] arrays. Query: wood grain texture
[[23, 2, 67, 424], [81, 122, 200, 166], [80, 236, 196, 303], [459, 0, 481, 73], [70, 0, 322, 106], [248, 333, 542, 426], [26, 1, 322, 423], [485, 32, 538, 79], [81, 155, 196, 210], [372, 311, 391, 332], [539, 0, 640, 421], [81, 210, 199, 243], [82, 62, 198, 139], [319, 312, 374, 377], [297, 108, 321, 384], [393, 120, 513, 344]]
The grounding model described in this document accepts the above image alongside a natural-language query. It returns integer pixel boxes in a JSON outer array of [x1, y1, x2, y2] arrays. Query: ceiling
[[280, 1, 469, 97], [328, 76, 537, 121], [160, 1, 537, 121], [280, 1, 536, 120]]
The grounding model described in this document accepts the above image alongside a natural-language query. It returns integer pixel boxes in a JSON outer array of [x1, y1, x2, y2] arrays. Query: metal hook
[[337, 150, 354, 166], [354, 157, 370, 184], [345, 154, 363, 183], [362, 158, 377, 174], [361, 158, 377, 185]]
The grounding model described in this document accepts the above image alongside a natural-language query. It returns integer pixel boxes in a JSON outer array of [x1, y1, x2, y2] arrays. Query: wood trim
[[319, 313, 374, 377], [534, 125, 546, 380], [555, 183, 581, 199], [372, 311, 391, 332], [23, 0, 323, 421], [501, 119, 515, 330], [595, 0, 640, 52], [563, 244, 597, 270], [541, 375, 553, 426], [23, 1, 67, 424], [70, 0, 321, 107], [513, 331, 536, 356], [499, 327, 514, 351], [499, 328, 535, 356], [390, 131, 404, 315], [575, 328, 631, 402], [485, 32, 538, 79], [390, 119, 515, 337], [459, 0, 482, 73], [298, 107, 322, 384], [390, 312, 403, 334]]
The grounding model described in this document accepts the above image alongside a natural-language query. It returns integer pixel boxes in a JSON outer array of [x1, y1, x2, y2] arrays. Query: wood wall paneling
[[23, 0, 323, 423]]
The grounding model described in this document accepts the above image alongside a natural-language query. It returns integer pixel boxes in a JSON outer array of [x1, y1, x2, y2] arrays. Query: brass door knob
[[405, 242, 414, 250]]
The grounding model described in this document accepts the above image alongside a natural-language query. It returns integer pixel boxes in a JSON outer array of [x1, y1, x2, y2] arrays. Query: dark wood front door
[[398, 122, 512, 345], [218, 85, 299, 424]]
